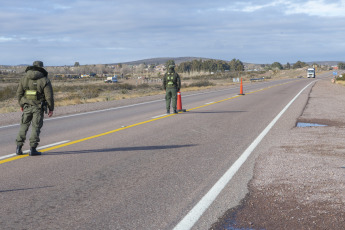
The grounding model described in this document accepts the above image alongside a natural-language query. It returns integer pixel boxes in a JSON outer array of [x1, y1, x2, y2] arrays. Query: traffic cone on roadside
[[239, 78, 245, 95], [177, 91, 186, 112]]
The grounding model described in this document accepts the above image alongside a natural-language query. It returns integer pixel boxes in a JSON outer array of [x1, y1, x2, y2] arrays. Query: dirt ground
[[211, 80, 345, 229]]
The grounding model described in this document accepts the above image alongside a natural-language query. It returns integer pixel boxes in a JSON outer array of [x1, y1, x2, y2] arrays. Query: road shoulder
[[211, 80, 345, 229]]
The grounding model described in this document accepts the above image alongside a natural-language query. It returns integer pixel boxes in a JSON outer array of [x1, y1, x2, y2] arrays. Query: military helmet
[[33, 60, 44, 67], [168, 65, 175, 72]]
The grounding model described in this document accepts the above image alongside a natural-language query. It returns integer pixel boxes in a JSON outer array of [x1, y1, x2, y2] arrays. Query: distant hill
[[4, 58, 344, 67], [110, 57, 216, 65], [306, 61, 342, 66], [111, 57, 344, 67]]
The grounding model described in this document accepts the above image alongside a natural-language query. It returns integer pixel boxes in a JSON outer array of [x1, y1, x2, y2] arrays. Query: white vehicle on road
[[307, 68, 315, 78]]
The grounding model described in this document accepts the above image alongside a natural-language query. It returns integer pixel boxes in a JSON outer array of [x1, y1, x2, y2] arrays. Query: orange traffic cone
[[239, 78, 245, 95], [177, 91, 186, 112]]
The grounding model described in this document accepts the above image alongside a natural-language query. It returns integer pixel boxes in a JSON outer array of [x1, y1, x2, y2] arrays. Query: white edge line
[[0, 140, 70, 160], [0, 153, 16, 160], [0, 124, 19, 129], [44, 100, 164, 121], [173, 81, 316, 230], [152, 114, 169, 119], [0, 100, 163, 129]]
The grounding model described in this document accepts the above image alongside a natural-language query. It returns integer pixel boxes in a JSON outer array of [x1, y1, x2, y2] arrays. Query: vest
[[166, 72, 177, 88], [23, 77, 43, 101]]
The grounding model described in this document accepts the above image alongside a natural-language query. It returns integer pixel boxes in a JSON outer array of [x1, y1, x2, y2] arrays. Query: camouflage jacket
[[163, 71, 181, 90], [17, 66, 54, 111]]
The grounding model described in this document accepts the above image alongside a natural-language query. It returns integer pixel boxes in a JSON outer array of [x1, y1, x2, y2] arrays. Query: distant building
[[154, 64, 166, 74]]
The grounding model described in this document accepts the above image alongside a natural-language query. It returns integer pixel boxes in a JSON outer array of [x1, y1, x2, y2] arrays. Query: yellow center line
[[0, 79, 299, 165], [0, 155, 27, 164], [0, 114, 173, 164]]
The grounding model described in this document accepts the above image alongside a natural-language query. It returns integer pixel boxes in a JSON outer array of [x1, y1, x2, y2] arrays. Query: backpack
[[166, 72, 178, 88]]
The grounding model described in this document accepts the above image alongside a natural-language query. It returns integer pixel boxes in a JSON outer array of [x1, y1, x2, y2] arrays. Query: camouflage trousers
[[165, 87, 177, 111], [16, 104, 44, 148]]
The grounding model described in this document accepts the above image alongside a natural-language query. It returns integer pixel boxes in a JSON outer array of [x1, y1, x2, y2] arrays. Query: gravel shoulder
[[211, 80, 345, 229]]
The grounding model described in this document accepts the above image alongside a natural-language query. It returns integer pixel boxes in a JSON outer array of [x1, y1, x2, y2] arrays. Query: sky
[[1, 0, 345, 66]]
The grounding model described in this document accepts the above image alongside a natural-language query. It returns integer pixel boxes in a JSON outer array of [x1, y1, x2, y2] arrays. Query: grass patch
[[335, 75, 345, 86], [0, 85, 17, 101], [187, 80, 215, 88], [336, 75, 345, 81]]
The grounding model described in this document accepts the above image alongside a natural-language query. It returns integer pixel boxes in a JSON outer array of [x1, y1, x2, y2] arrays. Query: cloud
[[217, 0, 345, 18], [53, 4, 71, 10], [217, 0, 284, 13], [0, 36, 13, 42], [285, 0, 345, 17], [1, 0, 345, 65]]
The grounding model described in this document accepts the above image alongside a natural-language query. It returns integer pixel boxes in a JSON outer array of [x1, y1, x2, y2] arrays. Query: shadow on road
[[0, 185, 54, 193], [47, 144, 197, 155]]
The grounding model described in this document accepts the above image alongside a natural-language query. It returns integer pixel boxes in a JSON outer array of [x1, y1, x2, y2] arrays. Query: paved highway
[[0, 72, 333, 229]]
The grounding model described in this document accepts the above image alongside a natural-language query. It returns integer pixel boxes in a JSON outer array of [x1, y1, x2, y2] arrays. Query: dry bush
[[0, 85, 17, 101], [188, 80, 215, 88]]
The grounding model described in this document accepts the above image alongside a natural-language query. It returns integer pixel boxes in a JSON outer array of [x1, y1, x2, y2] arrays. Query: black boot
[[167, 110, 170, 114], [173, 109, 178, 114], [16, 146, 23, 155], [29, 147, 41, 156]]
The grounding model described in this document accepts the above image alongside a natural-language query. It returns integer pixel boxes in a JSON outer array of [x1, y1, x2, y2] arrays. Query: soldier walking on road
[[15, 61, 54, 156], [163, 65, 181, 114]]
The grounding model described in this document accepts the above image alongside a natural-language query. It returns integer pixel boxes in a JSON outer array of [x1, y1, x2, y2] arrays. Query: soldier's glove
[[48, 110, 53, 117]]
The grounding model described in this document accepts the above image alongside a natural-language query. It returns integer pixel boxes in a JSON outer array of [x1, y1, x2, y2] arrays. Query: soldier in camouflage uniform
[[15, 61, 54, 156], [163, 65, 181, 114]]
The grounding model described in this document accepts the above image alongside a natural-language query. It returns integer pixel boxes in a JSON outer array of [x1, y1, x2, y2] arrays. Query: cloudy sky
[[1, 0, 345, 66]]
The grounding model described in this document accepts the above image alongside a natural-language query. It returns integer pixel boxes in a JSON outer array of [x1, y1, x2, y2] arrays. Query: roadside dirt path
[[211, 80, 345, 229]]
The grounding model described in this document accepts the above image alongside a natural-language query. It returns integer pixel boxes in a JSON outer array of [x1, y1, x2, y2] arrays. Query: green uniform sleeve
[[16, 78, 25, 107], [44, 79, 54, 111], [163, 74, 167, 90], [177, 74, 181, 91]]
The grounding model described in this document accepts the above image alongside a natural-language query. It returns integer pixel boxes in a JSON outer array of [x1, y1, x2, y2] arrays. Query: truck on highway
[[104, 75, 118, 83], [307, 68, 315, 78]]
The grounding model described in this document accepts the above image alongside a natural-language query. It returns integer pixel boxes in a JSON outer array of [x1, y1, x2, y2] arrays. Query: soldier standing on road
[[163, 65, 181, 114], [15, 61, 54, 156]]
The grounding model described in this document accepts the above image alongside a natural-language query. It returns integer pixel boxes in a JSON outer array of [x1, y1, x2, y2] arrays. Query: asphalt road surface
[[0, 72, 333, 229]]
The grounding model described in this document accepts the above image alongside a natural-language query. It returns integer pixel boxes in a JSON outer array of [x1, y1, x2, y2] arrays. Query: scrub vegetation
[[0, 59, 332, 114]]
